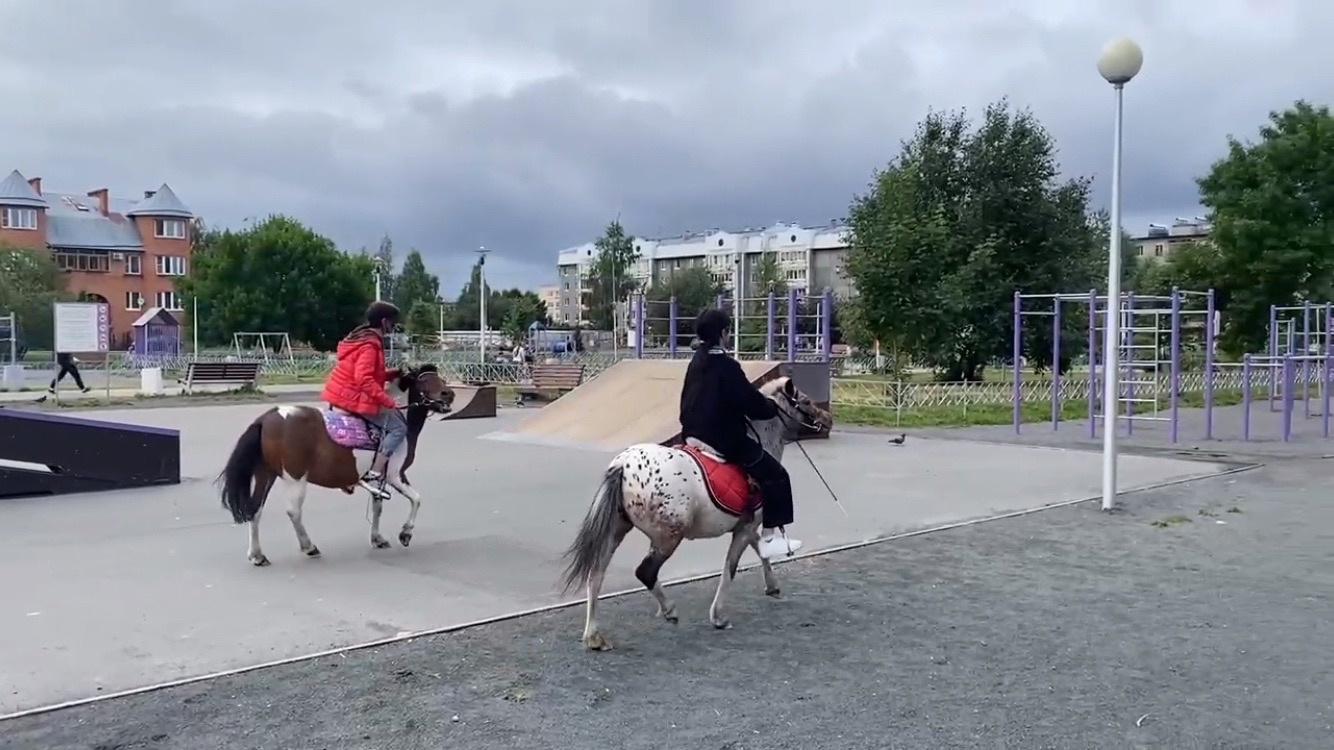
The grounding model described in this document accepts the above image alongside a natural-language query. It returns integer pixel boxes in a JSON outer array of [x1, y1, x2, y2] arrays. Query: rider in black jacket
[[679, 308, 802, 559]]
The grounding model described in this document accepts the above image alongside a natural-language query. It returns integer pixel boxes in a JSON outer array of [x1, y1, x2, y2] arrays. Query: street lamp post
[[475, 246, 490, 362], [1096, 37, 1144, 512]]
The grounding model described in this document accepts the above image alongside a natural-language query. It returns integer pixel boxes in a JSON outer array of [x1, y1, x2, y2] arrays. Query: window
[[154, 218, 186, 239], [155, 255, 187, 276], [124, 254, 142, 275], [1, 207, 37, 230], [54, 252, 110, 272], [1154, 243, 1165, 257], [125, 291, 144, 311], [155, 291, 183, 311]]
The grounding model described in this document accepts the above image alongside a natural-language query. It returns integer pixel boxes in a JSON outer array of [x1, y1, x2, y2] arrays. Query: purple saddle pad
[[323, 411, 378, 450]]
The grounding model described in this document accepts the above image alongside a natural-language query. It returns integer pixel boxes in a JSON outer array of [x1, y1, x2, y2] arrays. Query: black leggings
[[741, 444, 794, 528]]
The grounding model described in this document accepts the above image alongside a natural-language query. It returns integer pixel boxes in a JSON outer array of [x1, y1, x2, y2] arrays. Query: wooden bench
[[180, 360, 263, 393], [516, 362, 586, 404]]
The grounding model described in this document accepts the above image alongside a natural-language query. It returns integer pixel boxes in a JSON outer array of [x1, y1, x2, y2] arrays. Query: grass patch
[[1151, 514, 1193, 528]]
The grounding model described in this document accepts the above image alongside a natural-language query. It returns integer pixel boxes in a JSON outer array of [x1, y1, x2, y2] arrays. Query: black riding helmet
[[366, 300, 400, 329], [694, 308, 731, 347]]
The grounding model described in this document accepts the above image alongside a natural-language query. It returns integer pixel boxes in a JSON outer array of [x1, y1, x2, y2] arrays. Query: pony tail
[[558, 465, 626, 593]]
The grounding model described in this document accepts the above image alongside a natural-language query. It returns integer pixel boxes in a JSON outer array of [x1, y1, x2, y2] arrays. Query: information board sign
[[53, 302, 111, 354]]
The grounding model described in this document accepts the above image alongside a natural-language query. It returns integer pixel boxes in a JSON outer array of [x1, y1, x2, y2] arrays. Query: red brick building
[[0, 169, 193, 347]]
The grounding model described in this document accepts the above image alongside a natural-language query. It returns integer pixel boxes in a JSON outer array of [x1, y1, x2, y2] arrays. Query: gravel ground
[[4, 456, 1332, 750]]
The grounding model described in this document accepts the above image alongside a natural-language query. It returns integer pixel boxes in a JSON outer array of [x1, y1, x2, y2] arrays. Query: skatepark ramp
[[484, 358, 784, 451], [440, 384, 497, 420]]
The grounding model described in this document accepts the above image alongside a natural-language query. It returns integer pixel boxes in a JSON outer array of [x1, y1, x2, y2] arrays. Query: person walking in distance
[[37, 352, 91, 402], [679, 308, 803, 559]]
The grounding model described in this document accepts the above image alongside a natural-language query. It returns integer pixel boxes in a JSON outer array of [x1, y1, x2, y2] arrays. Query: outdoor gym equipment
[[1012, 287, 1217, 442], [632, 288, 835, 362]]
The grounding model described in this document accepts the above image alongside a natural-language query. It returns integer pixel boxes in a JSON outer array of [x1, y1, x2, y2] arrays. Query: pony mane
[[758, 376, 789, 397]]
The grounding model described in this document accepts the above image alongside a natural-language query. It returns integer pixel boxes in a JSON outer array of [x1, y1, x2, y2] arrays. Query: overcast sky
[[0, 0, 1326, 293]]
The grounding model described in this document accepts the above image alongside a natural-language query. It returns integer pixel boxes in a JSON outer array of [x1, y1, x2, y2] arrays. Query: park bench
[[180, 360, 263, 394], [516, 362, 586, 404]]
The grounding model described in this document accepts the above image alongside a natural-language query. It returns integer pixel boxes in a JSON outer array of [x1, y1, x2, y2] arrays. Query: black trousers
[[737, 439, 794, 528], [50, 361, 86, 390]]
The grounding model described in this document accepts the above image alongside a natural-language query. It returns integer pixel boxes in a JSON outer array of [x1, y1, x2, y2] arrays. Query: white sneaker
[[756, 534, 802, 560]]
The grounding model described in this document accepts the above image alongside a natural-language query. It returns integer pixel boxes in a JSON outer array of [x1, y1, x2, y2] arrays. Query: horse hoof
[[398, 531, 413, 547], [250, 554, 270, 567], [372, 537, 391, 549], [660, 610, 679, 624], [766, 587, 782, 598], [583, 633, 613, 651], [711, 618, 732, 630], [304, 546, 321, 558]]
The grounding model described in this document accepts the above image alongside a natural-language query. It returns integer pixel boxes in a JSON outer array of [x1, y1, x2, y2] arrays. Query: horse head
[[758, 376, 831, 439], [395, 363, 455, 415]]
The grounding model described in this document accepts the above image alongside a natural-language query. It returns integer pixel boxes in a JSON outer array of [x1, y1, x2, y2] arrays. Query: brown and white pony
[[559, 376, 831, 650], [216, 364, 454, 566]]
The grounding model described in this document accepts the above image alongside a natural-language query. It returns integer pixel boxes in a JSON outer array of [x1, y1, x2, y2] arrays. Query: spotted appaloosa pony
[[216, 364, 455, 566], [559, 376, 831, 650]]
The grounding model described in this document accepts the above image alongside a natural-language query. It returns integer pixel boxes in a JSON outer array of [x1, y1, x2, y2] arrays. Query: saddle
[[675, 438, 762, 517], [322, 408, 383, 452]]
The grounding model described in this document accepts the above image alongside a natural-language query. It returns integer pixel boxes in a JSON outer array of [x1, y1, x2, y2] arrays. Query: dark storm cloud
[[0, 0, 1328, 289]]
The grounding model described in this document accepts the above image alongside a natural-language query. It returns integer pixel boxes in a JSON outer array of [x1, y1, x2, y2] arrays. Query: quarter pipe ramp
[[483, 358, 784, 451], [441, 384, 498, 420]]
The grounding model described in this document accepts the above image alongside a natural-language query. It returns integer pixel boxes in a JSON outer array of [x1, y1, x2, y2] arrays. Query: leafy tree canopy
[[584, 219, 640, 330], [0, 243, 67, 350], [843, 99, 1104, 380], [1195, 99, 1334, 355], [175, 215, 374, 351]]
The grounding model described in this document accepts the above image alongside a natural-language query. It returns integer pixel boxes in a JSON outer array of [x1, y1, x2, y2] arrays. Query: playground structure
[[230, 332, 295, 364], [1014, 290, 1334, 443], [631, 288, 835, 362]]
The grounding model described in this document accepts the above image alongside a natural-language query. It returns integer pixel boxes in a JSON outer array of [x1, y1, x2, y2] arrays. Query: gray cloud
[[0, 0, 1328, 291]]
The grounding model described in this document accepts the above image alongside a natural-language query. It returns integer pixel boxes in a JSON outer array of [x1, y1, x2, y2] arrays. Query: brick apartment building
[[0, 168, 193, 347]]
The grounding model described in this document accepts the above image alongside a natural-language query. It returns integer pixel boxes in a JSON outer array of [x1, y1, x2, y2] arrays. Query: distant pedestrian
[[38, 353, 90, 401]]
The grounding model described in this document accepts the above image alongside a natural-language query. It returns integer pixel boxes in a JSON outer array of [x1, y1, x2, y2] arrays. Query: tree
[[0, 243, 67, 349], [175, 215, 375, 350], [584, 220, 640, 330], [405, 299, 440, 340], [844, 100, 1104, 380], [393, 249, 440, 312], [1196, 100, 1334, 355], [500, 292, 551, 346], [643, 266, 721, 347]]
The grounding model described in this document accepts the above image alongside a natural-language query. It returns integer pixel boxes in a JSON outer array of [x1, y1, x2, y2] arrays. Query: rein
[[751, 388, 848, 517]]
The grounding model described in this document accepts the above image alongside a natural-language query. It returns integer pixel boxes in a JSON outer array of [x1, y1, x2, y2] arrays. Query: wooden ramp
[[483, 358, 783, 451]]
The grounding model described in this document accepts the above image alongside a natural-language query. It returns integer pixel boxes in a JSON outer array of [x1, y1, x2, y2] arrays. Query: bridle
[[401, 369, 453, 415], [773, 387, 827, 436]]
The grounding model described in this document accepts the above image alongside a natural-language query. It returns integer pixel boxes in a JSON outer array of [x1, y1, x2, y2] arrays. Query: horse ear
[[782, 378, 796, 397]]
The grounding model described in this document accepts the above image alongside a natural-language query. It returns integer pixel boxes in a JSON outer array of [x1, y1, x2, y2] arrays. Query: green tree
[[405, 299, 440, 340], [643, 266, 721, 347], [447, 261, 487, 330], [0, 243, 67, 350], [584, 220, 640, 330], [393, 249, 440, 312], [500, 292, 551, 346], [176, 215, 374, 350], [1196, 100, 1334, 355], [844, 100, 1103, 380]]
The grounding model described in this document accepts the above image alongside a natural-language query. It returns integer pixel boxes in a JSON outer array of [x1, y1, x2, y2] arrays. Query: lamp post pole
[[475, 246, 490, 363], [1096, 37, 1144, 512]]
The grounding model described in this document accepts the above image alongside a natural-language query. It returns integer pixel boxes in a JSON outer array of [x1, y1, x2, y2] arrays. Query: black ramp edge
[[0, 409, 181, 499]]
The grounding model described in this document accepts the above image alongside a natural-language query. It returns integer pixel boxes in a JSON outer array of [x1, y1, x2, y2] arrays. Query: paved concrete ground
[[3, 453, 1328, 750], [0, 403, 1224, 715]]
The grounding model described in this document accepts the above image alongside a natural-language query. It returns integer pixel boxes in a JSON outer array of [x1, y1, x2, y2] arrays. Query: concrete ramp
[[485, 358, 783, 451], [440, 384, 497, 420]]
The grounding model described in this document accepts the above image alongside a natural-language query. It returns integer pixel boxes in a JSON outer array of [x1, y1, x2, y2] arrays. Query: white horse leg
[[247, 508, 268, 566], [247, 473, 276, 567], [369, 495, 390, 549], [384, 447, 420, 547], [582, 516, 632, 651], [746, 524, 781, 597], [709, 528, 754, 629], [283, 477, 320, 557]]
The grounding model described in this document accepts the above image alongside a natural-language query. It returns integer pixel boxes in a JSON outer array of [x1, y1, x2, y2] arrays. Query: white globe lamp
[[1097, 37, 1144, 86]]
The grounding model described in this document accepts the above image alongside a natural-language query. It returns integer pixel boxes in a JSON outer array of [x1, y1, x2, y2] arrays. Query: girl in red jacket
[[321, 301, 405, 496]]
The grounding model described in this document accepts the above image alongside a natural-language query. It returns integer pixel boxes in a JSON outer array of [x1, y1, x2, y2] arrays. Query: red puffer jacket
[[321, 328, 398, 416]]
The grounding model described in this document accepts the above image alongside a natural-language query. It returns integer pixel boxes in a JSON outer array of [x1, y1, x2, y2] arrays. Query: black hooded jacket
[[679, 345, 778, 461]]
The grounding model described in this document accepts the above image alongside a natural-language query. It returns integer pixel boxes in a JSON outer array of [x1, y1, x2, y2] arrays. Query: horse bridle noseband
[[402, 370, 452, 414]]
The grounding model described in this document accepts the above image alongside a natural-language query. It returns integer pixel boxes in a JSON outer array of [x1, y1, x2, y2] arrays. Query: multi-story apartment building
[[1130, 217, 1211, 261], [0, 169, 194, 346], [553, 220, 851, 325]]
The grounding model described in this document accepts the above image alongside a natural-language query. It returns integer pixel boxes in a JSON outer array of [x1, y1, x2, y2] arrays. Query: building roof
[[0, 169, 48, 208], [132, 307, 180, 327], [556, 220, 850, 266], [124, 184, 193, 218], [45, 193, 144, 251]]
